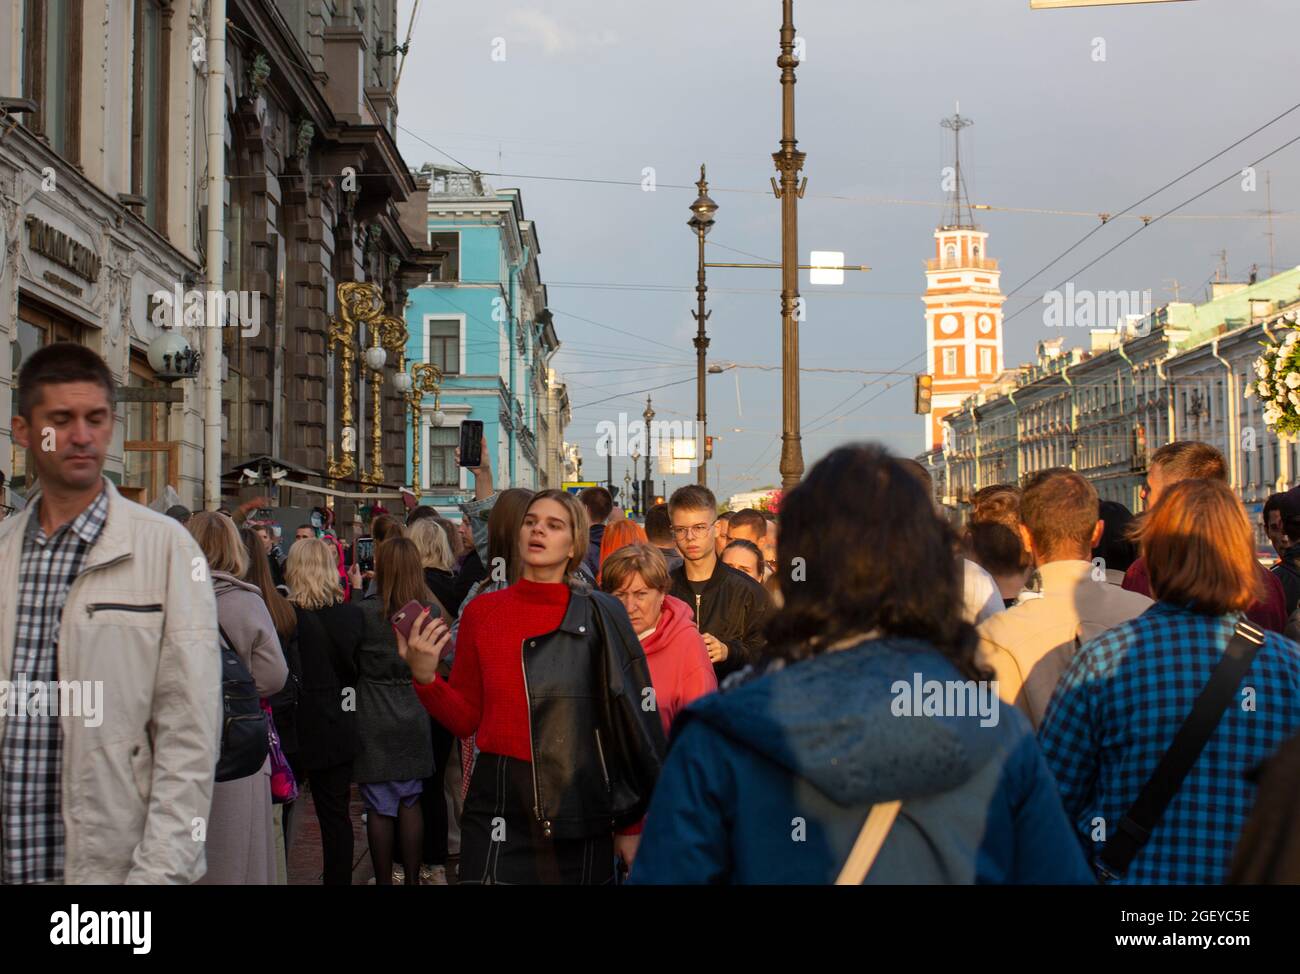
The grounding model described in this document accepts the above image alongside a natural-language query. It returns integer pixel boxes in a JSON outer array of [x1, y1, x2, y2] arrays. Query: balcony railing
[[925, 257, 1000, 272]]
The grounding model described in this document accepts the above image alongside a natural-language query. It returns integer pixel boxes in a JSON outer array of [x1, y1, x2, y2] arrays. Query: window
[[123, 353, 174, 504], [132, 0, 169, 230], [427, 426, 459, 488], [429, 232, 460, 282], [426, 318, 460, 374], [945, 244, 957, 264], [9, 303, 84, 494], [979, 347, 992, 374], [24, 0, 82, 160], [942, 348, 957, 375]]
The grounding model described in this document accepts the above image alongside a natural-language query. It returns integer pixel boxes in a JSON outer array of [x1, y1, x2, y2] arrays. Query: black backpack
[[215, 624, 270, 782]]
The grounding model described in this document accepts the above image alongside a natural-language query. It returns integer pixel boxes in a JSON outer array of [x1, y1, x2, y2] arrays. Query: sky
[[393, 0, 1300, 502]]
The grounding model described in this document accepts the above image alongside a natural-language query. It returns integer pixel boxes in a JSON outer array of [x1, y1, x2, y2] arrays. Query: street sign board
[[1031, 0, 1195, 8], [809, 251, 845, 285], [562, 481, 598, 495]]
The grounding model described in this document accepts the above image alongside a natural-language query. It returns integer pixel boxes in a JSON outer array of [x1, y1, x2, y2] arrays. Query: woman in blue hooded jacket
[[630, 445, 1092, 885]]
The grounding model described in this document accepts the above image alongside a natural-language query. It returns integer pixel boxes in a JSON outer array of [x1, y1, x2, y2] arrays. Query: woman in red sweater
[[600, 544, 717, 735], [398, 489, 665, 884]]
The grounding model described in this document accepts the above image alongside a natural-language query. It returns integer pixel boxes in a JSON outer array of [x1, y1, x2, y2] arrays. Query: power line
[[1003, 127, 1300, 329], [550, 308, 689, 355], [569, 375, 699, 411], [1003, 98, 1300, 303]]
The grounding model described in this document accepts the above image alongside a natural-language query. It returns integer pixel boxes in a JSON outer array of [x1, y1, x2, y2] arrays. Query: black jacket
[[522, 588, 667, 839], [290, 602, 363, 773], [654, 544, 684, 574], [424, 567, 461, 619], [669, 557, 772, 681], [1273, 547, 1300, 619]]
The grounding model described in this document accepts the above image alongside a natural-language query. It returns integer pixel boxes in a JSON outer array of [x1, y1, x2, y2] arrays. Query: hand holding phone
[[355, 536, 374, 574], [393, 604, 450, 684], [391, 599, 427, 642], [458, 420, 485, 468]]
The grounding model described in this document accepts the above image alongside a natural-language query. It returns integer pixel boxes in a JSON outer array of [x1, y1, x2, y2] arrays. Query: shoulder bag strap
[[1096, 619, 1265, 881], [835, 800, 903, 885]]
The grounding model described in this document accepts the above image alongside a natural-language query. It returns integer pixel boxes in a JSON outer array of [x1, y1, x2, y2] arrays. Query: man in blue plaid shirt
[[1040, 478, 1300, 884]]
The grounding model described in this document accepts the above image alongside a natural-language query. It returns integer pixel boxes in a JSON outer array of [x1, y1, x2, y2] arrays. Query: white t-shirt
[[962, 558, 1004, 626]]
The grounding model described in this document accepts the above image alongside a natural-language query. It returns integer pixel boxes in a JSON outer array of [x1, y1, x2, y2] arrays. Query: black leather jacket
[[522, 587, 667, 839]]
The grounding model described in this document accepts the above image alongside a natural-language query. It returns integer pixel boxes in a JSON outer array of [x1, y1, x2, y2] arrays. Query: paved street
[[286, 788, 375, 886]]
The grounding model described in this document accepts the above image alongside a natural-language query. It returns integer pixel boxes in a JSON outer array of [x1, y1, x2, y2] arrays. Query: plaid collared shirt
[[1039, 599, 1300, 884], [1, 486, 109, 884]]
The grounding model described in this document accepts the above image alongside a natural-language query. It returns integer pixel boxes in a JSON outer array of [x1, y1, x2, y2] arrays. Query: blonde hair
[[523, 489, 590, 580], [189, 511, 248, 577], [409, 517, 454, 572], [286, 538, 344, 610]]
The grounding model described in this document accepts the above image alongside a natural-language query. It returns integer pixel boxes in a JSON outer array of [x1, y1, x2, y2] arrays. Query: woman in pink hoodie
[[600, 544, 718, 733]]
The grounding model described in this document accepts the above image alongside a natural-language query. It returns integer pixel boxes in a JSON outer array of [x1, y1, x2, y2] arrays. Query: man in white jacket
[[978, 468, 1153, 728], [0, 343, 220, 884]]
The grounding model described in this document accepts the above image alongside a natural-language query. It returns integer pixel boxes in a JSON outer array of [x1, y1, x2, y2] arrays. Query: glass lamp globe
[[393, 371, 413, 394], [364, 346, 387, 371], [147, 330, 193, 379]]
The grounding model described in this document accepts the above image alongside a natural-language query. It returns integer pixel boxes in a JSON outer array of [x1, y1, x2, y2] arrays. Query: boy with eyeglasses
[[667, 485, 772, 682]]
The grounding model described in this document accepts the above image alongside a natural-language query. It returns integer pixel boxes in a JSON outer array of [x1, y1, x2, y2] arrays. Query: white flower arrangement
[[1246, 330, 1300, 437]]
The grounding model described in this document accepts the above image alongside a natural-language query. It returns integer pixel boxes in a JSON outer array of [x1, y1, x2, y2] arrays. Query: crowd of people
[[5, 341, 1300, 885]]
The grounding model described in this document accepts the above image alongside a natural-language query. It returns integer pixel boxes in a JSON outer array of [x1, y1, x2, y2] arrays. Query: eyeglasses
[[671, 520, 716, 540]]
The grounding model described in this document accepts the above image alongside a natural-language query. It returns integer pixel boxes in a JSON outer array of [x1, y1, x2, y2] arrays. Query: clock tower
[[923, 109, 1006, 452]]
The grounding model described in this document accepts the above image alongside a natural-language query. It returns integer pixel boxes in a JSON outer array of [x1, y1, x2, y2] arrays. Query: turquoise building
[[403, 166, 568, 507]]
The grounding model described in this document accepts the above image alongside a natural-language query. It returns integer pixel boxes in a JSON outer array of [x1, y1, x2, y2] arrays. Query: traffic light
[[705, 435, 714, 460], [914, 374, 933, 414], [655, 496, 665, 506]]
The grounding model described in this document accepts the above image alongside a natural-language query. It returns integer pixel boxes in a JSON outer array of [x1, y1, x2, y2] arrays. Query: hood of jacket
[[641, 594, 696, 656], [679, 636, 1003, 807], [212, 570, 263, 599]]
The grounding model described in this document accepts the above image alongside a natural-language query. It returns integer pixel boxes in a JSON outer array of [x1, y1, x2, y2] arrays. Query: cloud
[[508, 9, 617, 56]]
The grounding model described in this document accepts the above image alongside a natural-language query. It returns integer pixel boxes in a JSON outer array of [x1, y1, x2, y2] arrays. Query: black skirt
[[459, 753, 615, 885]]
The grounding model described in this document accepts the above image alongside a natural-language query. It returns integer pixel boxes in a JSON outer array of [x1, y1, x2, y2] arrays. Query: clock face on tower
[[939, 314, 960, 336], [977, 315, 993, 335]]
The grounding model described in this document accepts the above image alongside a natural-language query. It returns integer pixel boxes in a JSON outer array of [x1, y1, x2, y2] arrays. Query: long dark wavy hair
[[764, 443, 988, 682]]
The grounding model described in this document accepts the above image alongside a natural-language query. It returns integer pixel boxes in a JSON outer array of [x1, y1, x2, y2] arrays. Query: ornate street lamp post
[[395, 362, 445, 493], [642, 396, 655, 512], [774, 0, 806, 491], [327, 282, 385, 482], [688, 165, 718, 487]]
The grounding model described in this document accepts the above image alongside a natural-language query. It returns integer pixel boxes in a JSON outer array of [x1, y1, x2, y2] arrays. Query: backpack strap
[[1095, 619, 1265, 881], [835, 800, 903, 885]]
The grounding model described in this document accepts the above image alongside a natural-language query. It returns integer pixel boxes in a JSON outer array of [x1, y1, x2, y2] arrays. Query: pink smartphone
[[391, 600, 427, 641]]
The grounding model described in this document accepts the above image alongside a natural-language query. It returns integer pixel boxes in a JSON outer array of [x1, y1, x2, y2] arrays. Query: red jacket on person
[[1122, 556, 1287, 633], [639, 595, 718, 735]]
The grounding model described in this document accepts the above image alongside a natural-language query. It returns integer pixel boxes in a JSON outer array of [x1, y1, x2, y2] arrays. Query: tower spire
[[940, 104, 976, 230]]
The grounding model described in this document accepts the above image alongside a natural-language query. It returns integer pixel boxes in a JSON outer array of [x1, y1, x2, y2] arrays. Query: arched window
[[945, 244, 957, 263]]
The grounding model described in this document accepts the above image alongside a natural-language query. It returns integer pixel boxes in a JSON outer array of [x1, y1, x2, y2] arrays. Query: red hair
[[598, 518, 649, 585]]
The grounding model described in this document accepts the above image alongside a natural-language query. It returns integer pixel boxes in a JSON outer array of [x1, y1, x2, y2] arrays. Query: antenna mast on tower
[[941, 104, 976, 230]]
